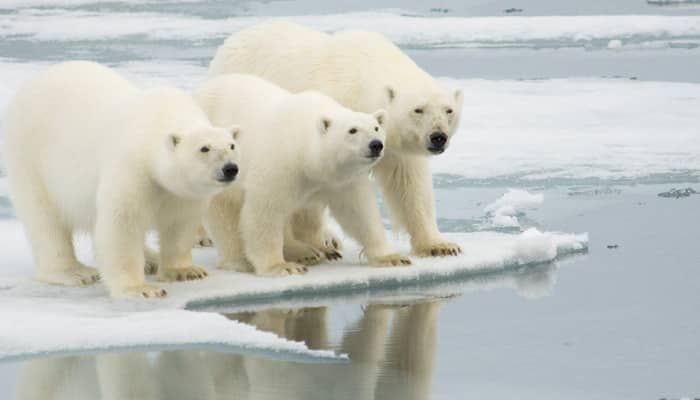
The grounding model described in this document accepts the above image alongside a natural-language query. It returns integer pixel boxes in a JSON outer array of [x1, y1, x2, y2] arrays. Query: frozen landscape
[[0, 0, 698, 399]]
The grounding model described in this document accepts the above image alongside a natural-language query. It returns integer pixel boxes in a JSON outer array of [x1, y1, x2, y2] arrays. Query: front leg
[[328, 178, 411, 267], [204, 189, 250, 273], [95, 187, 166, 299], [157, 209, 208, 282], [373, 154, 462, 257], [239, 195, 307, 276]]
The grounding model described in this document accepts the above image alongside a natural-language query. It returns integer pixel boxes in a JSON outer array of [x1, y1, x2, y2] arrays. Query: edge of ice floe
[[184, 230, 589, 311]]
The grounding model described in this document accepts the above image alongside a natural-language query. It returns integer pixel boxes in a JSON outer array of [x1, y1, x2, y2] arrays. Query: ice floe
[[484, 189, 544, 228], [435, 78, 700, 184], [0, 9, 699, 48], [0, 210, 587, 362]]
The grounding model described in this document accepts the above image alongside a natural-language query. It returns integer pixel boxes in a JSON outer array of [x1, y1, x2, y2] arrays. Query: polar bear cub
[[3, 61, 240, 298], [210, 21, 464, 258], [195, 74, 410, 276]]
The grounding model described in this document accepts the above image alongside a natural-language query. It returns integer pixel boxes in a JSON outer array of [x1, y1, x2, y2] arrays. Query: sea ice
[[484, 189, 544, 228], [0, 211, 587, 363], [0, 9, 698, 48]]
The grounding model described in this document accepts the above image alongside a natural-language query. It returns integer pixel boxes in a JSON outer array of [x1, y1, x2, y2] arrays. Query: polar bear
[[2, 61, 239, 298], [195, 74, 410, 276], [209, 21, 464, 257]]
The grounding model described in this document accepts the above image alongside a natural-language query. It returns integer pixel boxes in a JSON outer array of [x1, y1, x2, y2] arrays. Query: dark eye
[[229, 144, 235, 151], [200, 146, 210, 153], [374, 126, 379, 132], [414, 108, 423, 114], [446, 108, 453, 114], [349, 128, 357, 134]]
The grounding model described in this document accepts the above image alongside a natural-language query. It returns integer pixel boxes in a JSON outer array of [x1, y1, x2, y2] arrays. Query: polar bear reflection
[[15, 304, 439, 400]]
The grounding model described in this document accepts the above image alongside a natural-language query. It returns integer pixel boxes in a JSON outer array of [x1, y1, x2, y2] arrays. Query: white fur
[[2, 61, 239, 298], [195, 74, 409, 276], [209, 21, 465, 257]]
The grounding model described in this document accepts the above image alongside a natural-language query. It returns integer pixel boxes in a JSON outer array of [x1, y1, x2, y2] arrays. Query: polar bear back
[[3, 62, 140, 226], [195, 74, 338, 176], [209, 20, 436, 112], [3, 61, 213, 228]]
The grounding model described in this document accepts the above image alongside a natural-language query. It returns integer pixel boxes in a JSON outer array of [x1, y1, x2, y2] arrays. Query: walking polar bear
[[3, 61, 239, 298], [195, 74, 410, 276], [210, 20, 464, 257]]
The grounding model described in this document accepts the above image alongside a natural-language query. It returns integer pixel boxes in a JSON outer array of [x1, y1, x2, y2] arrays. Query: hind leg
[[9, 178, 99, 286], [283, 224, 323, 266], [290, 205, 342, 261]]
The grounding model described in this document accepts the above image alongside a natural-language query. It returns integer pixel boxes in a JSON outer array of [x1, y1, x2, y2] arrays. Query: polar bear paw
[[262, 262, 308, 276], [414, 241, 463, 257], [144, 260, 159, 275], [369, 254, 412, 267], [194, 236, 214, 248], [37, 265, 101, 286], [324, 232, 343, 251], [284, 242, 323, 266], [115, 284, 168, 299], [193, 225, 214, 248], [317, 232, 342, 261], [158, 266, 208, 282], [322, 247, 343, 261]]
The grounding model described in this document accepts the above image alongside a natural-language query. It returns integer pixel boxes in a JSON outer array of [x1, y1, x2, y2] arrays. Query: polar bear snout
[[368, 139, 384, 158], [217, 162, 239, 182], [428, 131, 448, 154]]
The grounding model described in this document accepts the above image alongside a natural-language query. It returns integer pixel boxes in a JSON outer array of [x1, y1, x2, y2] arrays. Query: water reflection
[[15, 303, 441, 400], [204, 303, 441, 400], [15, 261, 562, 399]]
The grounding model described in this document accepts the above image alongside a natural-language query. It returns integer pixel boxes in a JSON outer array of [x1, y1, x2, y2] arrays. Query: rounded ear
[[317, 116, 332, 134], [385, 86, 396, 103], [229, 124, 241, 140], [454, 89, 464, 106], [167, 133, 181, 151], [372, 109, 388, 126]]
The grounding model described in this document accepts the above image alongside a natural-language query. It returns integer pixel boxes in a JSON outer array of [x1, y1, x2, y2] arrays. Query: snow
[[0, 212, 587, 363], [484, 189, 544, 228], [436, 78, 700, 183], [0, 9, 699, 48]]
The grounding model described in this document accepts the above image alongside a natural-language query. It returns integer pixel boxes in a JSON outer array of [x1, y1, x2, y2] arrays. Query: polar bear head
[[381, 84, 463, 156], [313, 108, 387, 182], [157, 124, 241, 199]]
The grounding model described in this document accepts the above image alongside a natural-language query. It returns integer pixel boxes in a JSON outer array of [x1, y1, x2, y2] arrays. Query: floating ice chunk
[[512, 228, 588, 265], [657, 187, 697, 198], [607, 39, 623, 49], [484, 189, 544, 228]]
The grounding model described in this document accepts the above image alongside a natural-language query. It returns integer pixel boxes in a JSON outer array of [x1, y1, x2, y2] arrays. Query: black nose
[[368, 139, 384, 156], [430, 132, 448, 148], [221, 163, 238, 182]]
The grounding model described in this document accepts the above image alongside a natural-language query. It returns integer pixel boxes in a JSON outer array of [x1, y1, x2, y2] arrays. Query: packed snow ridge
[[1, 10, 699, 47]]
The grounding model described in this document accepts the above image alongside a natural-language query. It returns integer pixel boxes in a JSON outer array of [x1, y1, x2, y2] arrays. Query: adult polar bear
[[196, 74, 410, 276], [209, 21, 464, 257], [3, 61, 240, 298]]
